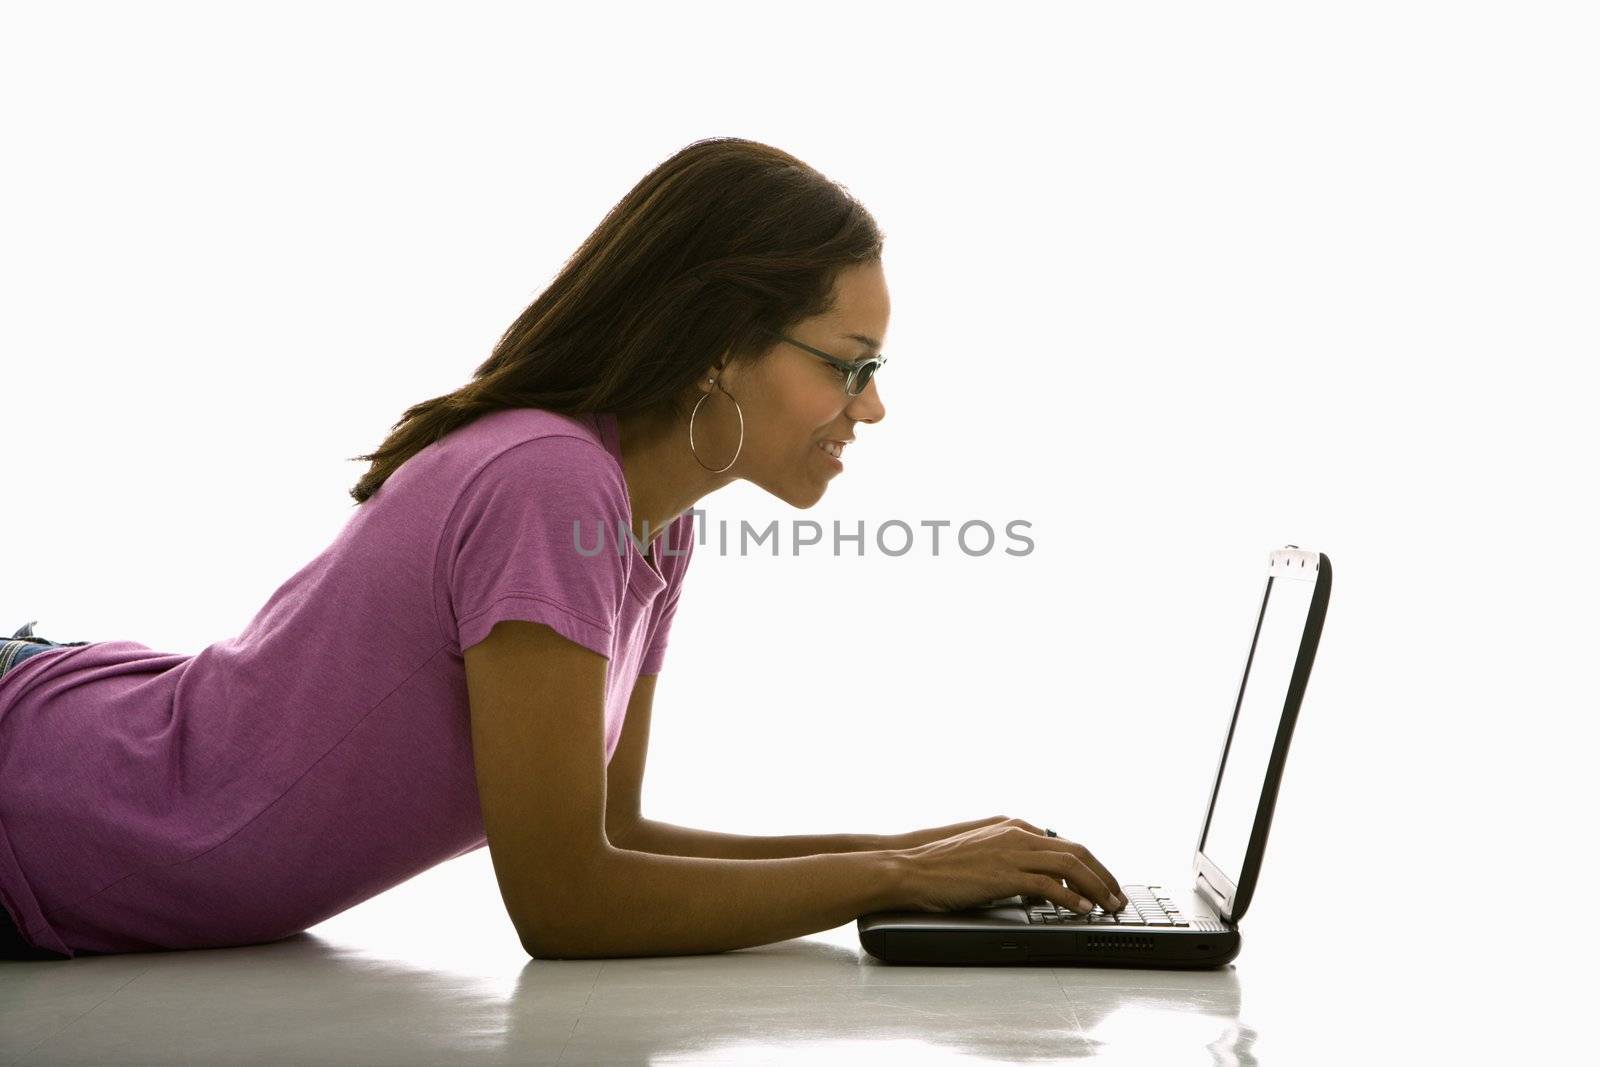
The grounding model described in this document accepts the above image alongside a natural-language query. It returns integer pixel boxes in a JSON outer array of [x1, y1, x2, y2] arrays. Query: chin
[[782, 489, 826, 509], [768, 479, 826, 509]]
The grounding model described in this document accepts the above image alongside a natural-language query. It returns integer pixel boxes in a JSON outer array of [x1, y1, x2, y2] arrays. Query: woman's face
[[703, 261, 890, 508]]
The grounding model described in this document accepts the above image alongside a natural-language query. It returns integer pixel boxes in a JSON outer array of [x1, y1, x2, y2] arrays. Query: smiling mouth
[[818, 440, 846, 459]]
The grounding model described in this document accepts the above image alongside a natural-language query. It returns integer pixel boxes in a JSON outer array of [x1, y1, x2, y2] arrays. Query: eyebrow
[[843, 333, 882, 351]]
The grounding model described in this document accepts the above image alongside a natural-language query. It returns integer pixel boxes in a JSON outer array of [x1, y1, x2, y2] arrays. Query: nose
[[846, 374, 886, 424]]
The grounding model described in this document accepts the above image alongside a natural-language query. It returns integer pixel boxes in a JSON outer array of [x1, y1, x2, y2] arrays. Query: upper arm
[[463, 618, 613, 951], [604, 672, 657, 847]]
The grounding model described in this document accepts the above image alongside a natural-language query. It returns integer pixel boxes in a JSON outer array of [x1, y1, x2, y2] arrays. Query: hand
[[887, 814, 1021, 851], [892, 817, 1125, 915]]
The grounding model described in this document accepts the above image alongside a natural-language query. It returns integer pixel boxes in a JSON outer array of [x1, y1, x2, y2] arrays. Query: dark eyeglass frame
[[761, 328, 887, 397]]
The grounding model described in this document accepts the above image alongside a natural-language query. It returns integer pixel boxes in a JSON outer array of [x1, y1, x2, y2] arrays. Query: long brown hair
[[346, 136, 885, 505]]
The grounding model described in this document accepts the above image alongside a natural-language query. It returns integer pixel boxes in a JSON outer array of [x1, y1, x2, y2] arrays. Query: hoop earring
[[688, 376, 744, 474]]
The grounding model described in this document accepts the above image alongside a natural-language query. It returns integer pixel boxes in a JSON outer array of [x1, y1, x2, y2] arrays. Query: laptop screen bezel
[[1192, 547, 1332, 926]]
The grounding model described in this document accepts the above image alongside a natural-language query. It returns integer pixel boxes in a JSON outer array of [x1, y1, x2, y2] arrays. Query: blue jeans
[[0, 620, 90, 685], [0, 620, 86, 960]]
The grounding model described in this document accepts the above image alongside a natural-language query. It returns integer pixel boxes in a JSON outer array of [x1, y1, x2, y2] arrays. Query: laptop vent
[[1191, 919, 1227, 933], [1085, 935, 1155, 952]]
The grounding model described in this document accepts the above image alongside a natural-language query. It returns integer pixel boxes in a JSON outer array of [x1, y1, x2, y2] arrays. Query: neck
[[613, 406, 733, 547]]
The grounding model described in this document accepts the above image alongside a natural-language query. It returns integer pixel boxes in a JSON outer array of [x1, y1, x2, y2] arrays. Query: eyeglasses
[[761, 328, 887, 397]]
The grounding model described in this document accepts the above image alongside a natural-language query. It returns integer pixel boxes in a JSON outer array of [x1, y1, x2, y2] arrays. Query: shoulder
[[415, 410, 633, 555], [387, 407, 619, 505], [455, 409, 612, 466], [453, 410, 622, 493]]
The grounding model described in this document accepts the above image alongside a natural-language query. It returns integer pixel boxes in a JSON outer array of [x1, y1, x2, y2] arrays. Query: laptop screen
[[1198, 571, 1318, 886]]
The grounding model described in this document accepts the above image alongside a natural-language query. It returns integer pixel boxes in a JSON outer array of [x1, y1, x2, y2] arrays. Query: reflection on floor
[[3, 920, 1267, 1067]]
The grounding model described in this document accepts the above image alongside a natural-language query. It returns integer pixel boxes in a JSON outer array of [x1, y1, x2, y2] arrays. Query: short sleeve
[[639, 511, 697, 675], [442, 435, 630, 658]]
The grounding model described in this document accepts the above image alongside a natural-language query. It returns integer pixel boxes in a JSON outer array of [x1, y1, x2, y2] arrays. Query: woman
[[0, 137, 1122, 961]]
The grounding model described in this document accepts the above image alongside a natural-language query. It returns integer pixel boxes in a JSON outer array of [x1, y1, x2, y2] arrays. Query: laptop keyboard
[[1028, 884, 1190, 926]]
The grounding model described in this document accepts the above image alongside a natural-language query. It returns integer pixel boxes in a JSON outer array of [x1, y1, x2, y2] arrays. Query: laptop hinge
[[1195, 870, 1230, 922]]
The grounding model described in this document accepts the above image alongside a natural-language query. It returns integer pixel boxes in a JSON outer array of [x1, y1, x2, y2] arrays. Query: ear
[[701, 347, 733, 390]]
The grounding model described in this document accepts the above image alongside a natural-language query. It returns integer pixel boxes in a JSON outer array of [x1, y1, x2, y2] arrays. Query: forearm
[[617, 816, 894, 859], [617, 815, 1000, 860], [527, 845, 908, 959]]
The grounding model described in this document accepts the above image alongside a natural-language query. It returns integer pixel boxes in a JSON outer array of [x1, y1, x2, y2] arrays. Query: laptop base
[[858, 909, 1240, 968]]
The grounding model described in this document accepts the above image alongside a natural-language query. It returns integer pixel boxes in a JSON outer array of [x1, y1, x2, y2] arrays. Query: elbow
[[521, 937, 569, 960], [519, 924, 567, 959], [515, 848, 624, 959], [517, 906, 605, 960], [521, 932, 607, 960], [519, 930, 553, 959], [520, 921, 573, 959]]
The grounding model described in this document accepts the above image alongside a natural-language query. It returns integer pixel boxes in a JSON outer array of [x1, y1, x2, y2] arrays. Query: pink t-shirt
[[0, 408, 695, 957]]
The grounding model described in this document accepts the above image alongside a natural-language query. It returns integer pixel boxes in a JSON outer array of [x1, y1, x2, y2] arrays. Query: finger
[[1003, 829, 1095, 909], [1062, 842, 1125, 908], [1029, 844, 1122, 911], [1029, 874, 1095, 913], [1008, 823, 1123, 903]]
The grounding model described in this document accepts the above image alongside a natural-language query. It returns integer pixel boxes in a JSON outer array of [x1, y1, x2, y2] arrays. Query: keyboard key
[[1031, 884, 1195, 927]]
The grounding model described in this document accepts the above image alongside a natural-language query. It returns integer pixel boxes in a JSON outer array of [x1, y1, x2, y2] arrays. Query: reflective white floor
[[0, 888, 1578, 1067]]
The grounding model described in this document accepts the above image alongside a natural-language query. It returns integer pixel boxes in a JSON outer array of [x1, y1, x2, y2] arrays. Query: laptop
[[858, 545, 1332, 968]]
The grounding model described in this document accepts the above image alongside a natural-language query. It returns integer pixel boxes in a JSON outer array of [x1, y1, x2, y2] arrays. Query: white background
[[3, 2, 1595, 1061]]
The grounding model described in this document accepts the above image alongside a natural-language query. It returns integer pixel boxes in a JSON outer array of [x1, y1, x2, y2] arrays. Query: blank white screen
[[1199, 575, 1315, 886]]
